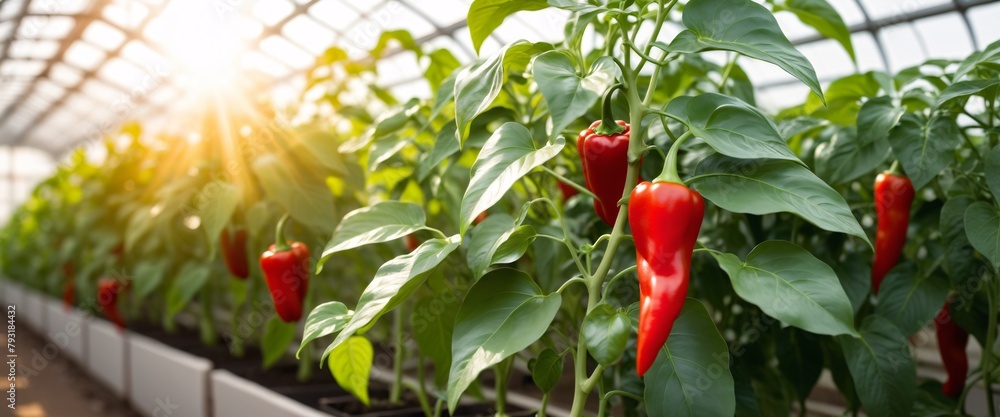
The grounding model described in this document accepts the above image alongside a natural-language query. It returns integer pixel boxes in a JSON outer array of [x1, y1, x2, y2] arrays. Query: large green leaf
[[460, 122, 564, 233], [446, 268, 561, 412], [936, 78, 1000, 108], [875, 263, 950, 336], [804, 72, 881, 125], [813, 127, 890, 185], [986, 145, 1000, 200], [533, 52, 620, 137], [774, 0, 854, 61], [856, 96, 904, 145], [197, 182, 241, 259], [965, 202, 1000, 269], [455, 41, 553, 141], [888, 113, 961, 190], [667, 94, 801, 163], [262, 315, 297, 369], [417, 121, 460, 181], [318, 201, 426, 271], [711, 240, 857, 337], [328, 336, 373, 406], [412, 292, 460, 387], [466, 214, 536, 279], [133, 259, 170, 300], [166, 263, 212, 317], [582, 303, 630, 367], [941, 196, 982, 293], [323, 235, 462, 360], [837, 316, 916, 417], [955, 39, 1000, 80], [668, 0, 823, 100], [467, 0, 549, 54], [691, 156, 870, 246], [529, 349, 563, 393], [644, 299, 735, 417], [252, 154, 336, 232], [297, 301, 352, 358]]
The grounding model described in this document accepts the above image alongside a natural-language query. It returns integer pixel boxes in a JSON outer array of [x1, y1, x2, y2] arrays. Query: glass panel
[[50, 62, 85, 87], [388, 78, 431, 100], [376, 51, 421, 85], [0, 0, 24, 20], [857, 0, 950, 21], [913, 13, 973, 61], [27, 16, 76, 39], [879, 23, 926, 73], [82, 19, 128, 51], [62, 93, 99, 117], [775, 10, 817, 41], [798, 38, 854, 81], [852, 32, 886, 72], [251, 0, 296, 27], [367, 2, 436, 39], [28, 0, 90, 15], [260, 35, 314, 69], [405, 0, 467, 27], [120, 40, 170, 72], [0, 60, 46, 77], [0, 22, 13, 43], [102, 0, 151, 30], [827, 0, 865, 26], [80, 78, 124, 105], [308, 1, 362, 31], [8, 40, 60, 60], [99, 57, 147, 90], [35, 80, 66, 101], [236, 17, 265, 40], [64, 40, 108, 71], [242, 51, 290, 78], [969, 3, 1000, 49], [282, 14, 337, 55]]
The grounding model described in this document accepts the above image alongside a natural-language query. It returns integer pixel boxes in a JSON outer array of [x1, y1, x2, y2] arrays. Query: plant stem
[[390, 307, 404, 404], [495, 358, 513, 417], [539, 394, 549, 417], [656, 131, 693, 183], [414, 353, 432, 417], [540, 166, 597, 200], [199, 286, 218, 346], [985, 273, 997, 417], [274, 213, 291, 251]]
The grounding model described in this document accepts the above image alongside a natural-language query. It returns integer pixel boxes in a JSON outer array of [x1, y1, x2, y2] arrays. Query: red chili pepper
[[62, 262, 74, 309], [405, 235, 420, 252], [98, 279, 126, 329], [220, 228, 250, 279], [474, 212, 487, 225], [260, 215, 310, 323], [558, 181, 579, 201], [871, 170, 914, 294], [629, 180, 704, 376], [935, 300, 969, 397], [579, 120, 633, 226]]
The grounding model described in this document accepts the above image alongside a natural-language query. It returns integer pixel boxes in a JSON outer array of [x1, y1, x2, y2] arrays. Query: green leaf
[[425, 49, 461, 90], [134, 259, 170, 300], [262, 315, 297, 369], [533, 52, 620, 137], [875, 263, 950, 336], [805, 72, 881, 125], [412, 292, 460, 387], [446, 268, 562, 412], [774, 0, 854, 61], [936, 78, 1000, 108], [328, 336, 373, 406], [777, 328, 823, 404], [455, 41, 553, 141], [417, 121, 460, 181], [667, 94, 801, 163], [644, 299, 735, 417], [955, 39, 1000, 80], [813, 127, 890, 185], [837, 316, 916, 417], [298, 301, 352, 358], [941, 196, 981, 291], [466, 214, 536, 279], [323, 235, 462, 360], [710, 240, 857, 337], [888, 113, 961, 189], [691, 156, 871, 246], [668, 0, 823, 100], [529, 348, 563, 393], [368, 135, 409, 171], [965, 202, 1000, 269], [986, 145, 1000, 200], [459, 122, 564, 233], [467, 0, 549, 55], [582, 304, 630, 367], [318, 201, 426, 271], [197, 182, 241, 259], [252, 154, 336, 232], [166, 263, 212, 317], [856, 96, 904, 145]]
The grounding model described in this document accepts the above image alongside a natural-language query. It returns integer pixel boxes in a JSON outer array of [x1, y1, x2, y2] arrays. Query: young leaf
[[965, 202, 1000, 269], [710, 240, 857, 337], [837, 316, 916, 417], [666, 94, 801, 163], [323, 235, 462, 361], [668, 0, 824, 101], [533, 52, 620, 137], [529, 349, 563, 393], [935, 78, 1000, 108], [197, 182, 241, 259], [691, 155, 871, 246], [888, 113, 961, 189], [459, 122, 564, 233], [329, 336, 374, 406], [467, 0, 550, 54], [297, 301, 352, 358], [417, 121, 460, 181], [466, 213, 536, 279], [773, 0, 855, 62], [874, 263, 950, 336], [262, 315, 297, 369], [954, 38, 1000, 80], [814, 127, 890, 185], [446, 268, 562, 412], [166, 263, 212, 317], [644, 299, 735, 417], [318, 201, 426, 271], [856, 96, 904, 146], [582, 303, 630, 367]]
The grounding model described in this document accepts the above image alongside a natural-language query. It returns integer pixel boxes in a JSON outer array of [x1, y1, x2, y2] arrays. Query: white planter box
[[22, 289, 45, 331], [129, 333, 211, 417], [87, 318, 127, 397], [1, 280, 18, 307], [43, 299, 87, 363], [211, 370, 330, 417]]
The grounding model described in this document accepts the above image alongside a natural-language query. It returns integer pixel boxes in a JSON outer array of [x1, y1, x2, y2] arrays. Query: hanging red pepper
[[405, 235, 420, 252], [260, 215, 310, 323], [220, 228, 250, 279], [62, 262, 74, 309], [558, 181, 579, 201], [934, 299, 969, 397], [629, 134, 704, 376], [98, 278, 126, 329], [579, 119, 632, 226], [871, 166, 914, 294], [474, 212, 488, 225]]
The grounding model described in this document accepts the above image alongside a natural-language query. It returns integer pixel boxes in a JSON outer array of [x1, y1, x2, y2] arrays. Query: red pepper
[[871, 170, 914, 294], [558, 181, 579, 201], [260, 215, 310, 322], [220, 228, 250, 279], [629, 180, 704, 376], [579, 120, 633, 226], [934, 300, 969, 397], [98, 279, 126, 329], [405, 235, 420, 252], [62, 262, 74, 309], [474, 212, 487, 225]]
